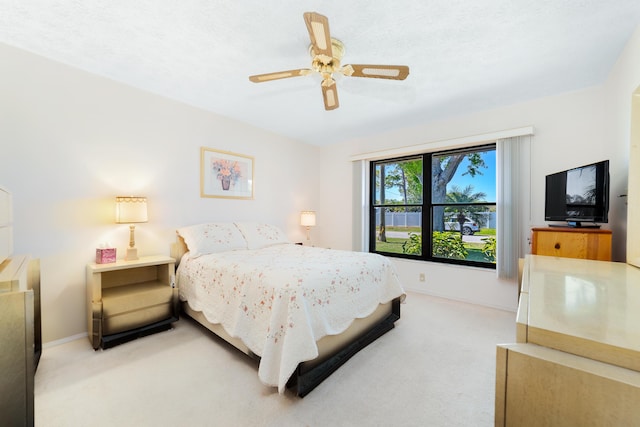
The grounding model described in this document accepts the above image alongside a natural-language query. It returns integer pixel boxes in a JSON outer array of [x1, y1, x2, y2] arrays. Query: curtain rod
[[350, 126, 534, 162]]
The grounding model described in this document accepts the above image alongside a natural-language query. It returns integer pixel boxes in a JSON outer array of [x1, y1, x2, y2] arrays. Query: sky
[[447, 150, 496, 202], [382, 149, 496, 203]]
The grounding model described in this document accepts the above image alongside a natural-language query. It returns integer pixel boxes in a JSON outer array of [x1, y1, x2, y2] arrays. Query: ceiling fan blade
[[249, 69, 311, 83], [304, 12, 333, 61], [342, 64, 410, 80], [321, 79, 339, 110]]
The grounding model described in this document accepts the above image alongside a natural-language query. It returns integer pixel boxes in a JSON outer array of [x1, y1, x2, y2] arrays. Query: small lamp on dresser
[[300, 210, 316, 241], [115, 196, 148, 261]]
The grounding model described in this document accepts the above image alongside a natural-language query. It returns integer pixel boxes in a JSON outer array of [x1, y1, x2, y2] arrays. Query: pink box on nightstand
[[96, 248, 116, 264]]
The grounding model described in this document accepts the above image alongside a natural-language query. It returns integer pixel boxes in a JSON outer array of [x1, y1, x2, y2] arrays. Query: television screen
[[544, 160, 609, 225]]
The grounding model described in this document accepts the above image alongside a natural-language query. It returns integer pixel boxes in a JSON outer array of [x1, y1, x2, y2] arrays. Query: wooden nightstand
[[86, 255, 177, 349]]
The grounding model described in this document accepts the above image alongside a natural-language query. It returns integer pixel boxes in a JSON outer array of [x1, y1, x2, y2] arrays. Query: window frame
[[369, 143, 497, 269]]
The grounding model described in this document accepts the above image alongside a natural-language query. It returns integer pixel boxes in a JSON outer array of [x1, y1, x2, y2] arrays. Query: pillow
[[177, 223, 247, 257], [234, 222, 290, 250]]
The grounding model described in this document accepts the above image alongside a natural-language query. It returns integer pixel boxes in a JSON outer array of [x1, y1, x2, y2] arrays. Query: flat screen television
[[544, 160, 610, 227]]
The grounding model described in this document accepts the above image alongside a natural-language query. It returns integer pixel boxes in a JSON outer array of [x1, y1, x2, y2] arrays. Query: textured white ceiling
[[1, 1, 640, 146]]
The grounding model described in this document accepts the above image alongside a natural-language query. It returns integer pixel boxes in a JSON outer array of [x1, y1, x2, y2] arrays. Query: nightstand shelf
[[100, 316, 177, 349], [86, 255, 177, 350]]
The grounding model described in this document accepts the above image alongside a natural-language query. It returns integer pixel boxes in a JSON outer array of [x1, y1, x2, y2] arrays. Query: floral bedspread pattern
[[177, 244, 405, 392]]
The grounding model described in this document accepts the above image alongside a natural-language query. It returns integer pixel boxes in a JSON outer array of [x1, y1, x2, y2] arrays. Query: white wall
[[2, 24, 639, 340], [318, 25, 640, 311], [603, 25, 640, 262], [0, 42, 320, 343]]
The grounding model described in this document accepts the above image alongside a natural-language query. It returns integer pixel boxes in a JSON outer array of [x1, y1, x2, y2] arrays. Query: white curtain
[[352, 160, 369, 252], [496, 136, 531, 279]]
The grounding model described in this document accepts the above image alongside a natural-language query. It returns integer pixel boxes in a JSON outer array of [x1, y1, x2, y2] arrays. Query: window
[[370, 144, 496, 268]]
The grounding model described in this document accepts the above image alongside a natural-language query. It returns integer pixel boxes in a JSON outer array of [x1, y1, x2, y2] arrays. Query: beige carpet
[[35, 292, 515, 426]]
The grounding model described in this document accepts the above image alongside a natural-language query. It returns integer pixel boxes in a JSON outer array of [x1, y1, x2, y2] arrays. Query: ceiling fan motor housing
[[309, 38, 345, 74]]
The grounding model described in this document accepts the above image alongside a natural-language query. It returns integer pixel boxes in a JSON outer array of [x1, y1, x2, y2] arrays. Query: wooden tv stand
[[530, 226, 612, 261]]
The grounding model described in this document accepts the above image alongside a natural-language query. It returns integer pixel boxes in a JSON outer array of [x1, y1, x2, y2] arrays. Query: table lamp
[[115, 196, 148, 260], [300, 211, 316, 240]]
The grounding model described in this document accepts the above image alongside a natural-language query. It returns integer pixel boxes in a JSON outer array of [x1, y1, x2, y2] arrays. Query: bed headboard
[[0, 186, 12, 264], [169, 233, 188, 268]]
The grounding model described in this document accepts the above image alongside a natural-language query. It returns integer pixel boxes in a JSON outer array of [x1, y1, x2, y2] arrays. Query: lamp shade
[[300, 211, 316, 227], [115, 196, 148, 224]]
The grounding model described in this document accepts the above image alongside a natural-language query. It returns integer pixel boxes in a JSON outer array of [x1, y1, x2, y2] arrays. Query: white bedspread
[[176, 244, 405, 392]]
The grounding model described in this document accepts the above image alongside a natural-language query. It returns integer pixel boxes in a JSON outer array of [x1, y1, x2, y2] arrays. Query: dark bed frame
[[182, 297, 401, 397], [286, 297, 401, 396]]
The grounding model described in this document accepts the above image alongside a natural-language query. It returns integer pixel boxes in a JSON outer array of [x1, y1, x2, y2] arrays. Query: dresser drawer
[[531, 227, 612, 261]]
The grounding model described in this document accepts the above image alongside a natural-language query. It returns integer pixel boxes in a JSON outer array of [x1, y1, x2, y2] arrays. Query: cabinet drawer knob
[[554, 243, 561, 249]]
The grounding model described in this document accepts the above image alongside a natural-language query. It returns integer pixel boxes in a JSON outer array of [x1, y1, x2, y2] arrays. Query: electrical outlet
[[419, 273, 425, 282]]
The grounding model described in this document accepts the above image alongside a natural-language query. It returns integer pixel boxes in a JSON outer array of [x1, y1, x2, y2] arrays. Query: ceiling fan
[[249, 12, 410, 111]]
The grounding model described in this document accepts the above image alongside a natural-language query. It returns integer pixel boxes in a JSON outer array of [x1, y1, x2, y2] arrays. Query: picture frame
[[200, 147, 254, 199]]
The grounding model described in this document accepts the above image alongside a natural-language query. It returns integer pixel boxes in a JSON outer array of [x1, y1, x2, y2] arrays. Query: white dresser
[[496, 255, 640, 426], [0, 187, 40, 426]]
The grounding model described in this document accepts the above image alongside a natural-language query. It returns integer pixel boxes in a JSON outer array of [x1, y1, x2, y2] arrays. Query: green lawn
[[375, 238, 407, 253], [374, 230, 495, 263], [479, 228, 496, 236], [462, 248, 489, 262]]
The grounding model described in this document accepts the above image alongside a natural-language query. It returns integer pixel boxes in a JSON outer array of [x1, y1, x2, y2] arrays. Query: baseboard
[[43, 332, 88, 349], [405, 288, 517, 313]]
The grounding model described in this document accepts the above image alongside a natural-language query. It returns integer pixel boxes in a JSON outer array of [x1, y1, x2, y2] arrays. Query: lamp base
[[125, 247, 139, 261]]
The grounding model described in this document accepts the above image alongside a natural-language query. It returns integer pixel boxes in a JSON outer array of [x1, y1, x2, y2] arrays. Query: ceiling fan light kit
[[249, 12, 410, 111]]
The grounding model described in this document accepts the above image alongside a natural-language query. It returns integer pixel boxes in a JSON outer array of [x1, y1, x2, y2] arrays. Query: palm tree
[[445, 184, 488, 231], [432, 153, 487, 231]]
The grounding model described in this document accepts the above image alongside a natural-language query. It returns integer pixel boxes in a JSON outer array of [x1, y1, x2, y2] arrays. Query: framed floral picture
[[200, 147, 254, 199]]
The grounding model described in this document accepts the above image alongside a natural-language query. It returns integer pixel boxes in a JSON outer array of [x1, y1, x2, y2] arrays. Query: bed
[[171, 222, 405, 396]]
